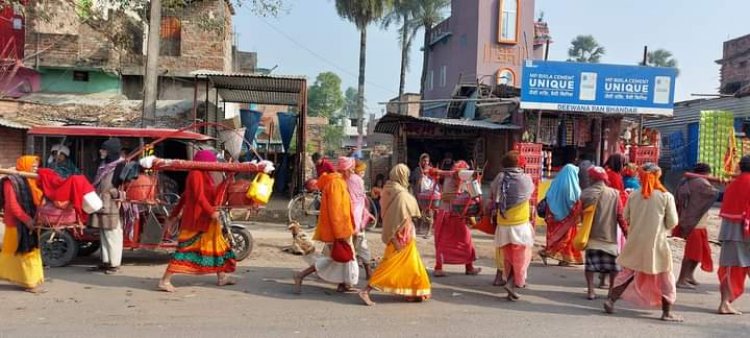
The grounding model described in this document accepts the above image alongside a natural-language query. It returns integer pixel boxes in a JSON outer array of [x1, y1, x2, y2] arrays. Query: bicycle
[[288, 189, 379, 230]]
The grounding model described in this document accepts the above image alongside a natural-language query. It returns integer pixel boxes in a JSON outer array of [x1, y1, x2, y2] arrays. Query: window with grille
[[160, 16, 181, 56]]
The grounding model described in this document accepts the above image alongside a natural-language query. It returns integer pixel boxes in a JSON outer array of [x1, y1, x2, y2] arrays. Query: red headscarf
[[587, 166, 610, 185]]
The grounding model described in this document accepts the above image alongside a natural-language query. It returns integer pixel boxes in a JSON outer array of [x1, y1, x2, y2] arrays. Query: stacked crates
[[514, 143, 543, 225], [698, 111, 735, 179]]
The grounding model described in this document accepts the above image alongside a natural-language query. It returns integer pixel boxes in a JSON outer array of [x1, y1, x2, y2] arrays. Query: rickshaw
[[24, 126, 256, 267]]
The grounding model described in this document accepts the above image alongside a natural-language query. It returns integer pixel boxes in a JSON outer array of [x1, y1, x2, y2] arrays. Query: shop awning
[[192, 70, 307, 105], [374, 113, 520, 135]]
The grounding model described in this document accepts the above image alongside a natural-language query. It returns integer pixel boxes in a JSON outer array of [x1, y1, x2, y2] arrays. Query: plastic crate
[[514, 143, 543, 155], [629, 146, 659, 164], [524, 165, 542, 181], [524, 155, 542, 167]]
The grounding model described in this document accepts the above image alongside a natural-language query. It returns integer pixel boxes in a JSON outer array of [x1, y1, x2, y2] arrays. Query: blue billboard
[[520, 60, 677, 116]]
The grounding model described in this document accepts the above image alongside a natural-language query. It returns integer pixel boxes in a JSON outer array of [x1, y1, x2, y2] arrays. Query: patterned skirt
[[584, 249, 621, 273], [167, 220, 237, 275]]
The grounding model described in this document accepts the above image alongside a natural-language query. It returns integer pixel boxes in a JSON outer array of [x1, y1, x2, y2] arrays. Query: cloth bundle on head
[[639, 162, 667, 199], [100, 138, 122, 163], [622, 163, 638, 177], [587, 166, 609, 185], [546, 164, 581, 221], [337, 156, 355, 172], [52, 144, 70, 157], [194, 149, 218, 163]]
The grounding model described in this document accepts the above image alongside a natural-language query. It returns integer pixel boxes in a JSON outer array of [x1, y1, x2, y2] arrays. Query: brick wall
[[0, 127, 25, 168], [25, 0, 231, 76], [720, 34, 750, 94]]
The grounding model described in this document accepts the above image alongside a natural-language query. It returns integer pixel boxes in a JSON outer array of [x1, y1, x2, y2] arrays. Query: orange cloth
[[638, 170, 667, 200], [16, 155, 43, 206], [313, 172, 354, 242], [684, 228, 713, 272]]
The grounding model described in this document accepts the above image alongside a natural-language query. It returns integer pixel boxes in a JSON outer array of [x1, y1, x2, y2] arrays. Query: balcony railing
[[429, 18, 452, 46]]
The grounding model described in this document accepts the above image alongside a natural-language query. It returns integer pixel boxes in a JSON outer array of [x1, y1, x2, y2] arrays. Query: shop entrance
[[407, 138, 477, 170]]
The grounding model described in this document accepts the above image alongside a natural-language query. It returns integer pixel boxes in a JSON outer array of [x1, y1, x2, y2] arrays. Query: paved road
[[1, 221, 749, 337]]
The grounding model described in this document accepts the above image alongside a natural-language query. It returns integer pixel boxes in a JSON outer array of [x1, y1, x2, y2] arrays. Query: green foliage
[[308, 72, 345, 121], [645, 48, 679, 76], [335, 0, 392, 30], [567, 35, 605, 63]]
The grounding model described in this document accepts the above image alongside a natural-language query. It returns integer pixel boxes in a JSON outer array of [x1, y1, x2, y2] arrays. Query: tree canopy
[[645, 48, 679, 75], [308, 72, 345, 121], [567, 35, 605, 63]]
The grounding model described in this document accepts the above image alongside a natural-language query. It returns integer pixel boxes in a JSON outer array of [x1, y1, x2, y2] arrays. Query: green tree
[[308, 72, 345, 120], [382, 0, 419, 113], [645, 48, 679, 75], [567, 35, 605, 63], [335, 0, 392, 136], [413, 0, 450, 99]]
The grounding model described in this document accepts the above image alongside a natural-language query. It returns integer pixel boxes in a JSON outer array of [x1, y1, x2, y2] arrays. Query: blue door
[[687, 123, 699, 167]]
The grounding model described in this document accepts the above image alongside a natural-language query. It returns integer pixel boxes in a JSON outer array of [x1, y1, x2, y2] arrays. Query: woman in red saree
[[158, 150, 237, 292], [540, 164, 583, 266]]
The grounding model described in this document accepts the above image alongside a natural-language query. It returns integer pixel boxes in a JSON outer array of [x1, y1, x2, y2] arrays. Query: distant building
[[386, 93, 421, 117], [717, 33, 750, 95], [423, 0, 549, 116]]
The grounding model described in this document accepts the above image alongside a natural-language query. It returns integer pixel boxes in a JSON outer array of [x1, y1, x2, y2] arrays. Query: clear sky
[[235, 0, 750, 116]]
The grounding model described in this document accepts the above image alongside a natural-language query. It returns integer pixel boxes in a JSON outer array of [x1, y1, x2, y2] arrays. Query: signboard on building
[[520, 60, 677, 116]]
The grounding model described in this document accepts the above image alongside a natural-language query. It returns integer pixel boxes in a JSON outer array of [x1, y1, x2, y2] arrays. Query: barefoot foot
[[676, 281, 696, 290], [465, 267, 482, 276], [158, 281, 176, 293], [293, 272, 303, 294], [603, 299, 615, 314], [359, 290, 375, 306], [660, 313, 684, 322], [718, 303, 743, 315], [217, 277, 236, 287]]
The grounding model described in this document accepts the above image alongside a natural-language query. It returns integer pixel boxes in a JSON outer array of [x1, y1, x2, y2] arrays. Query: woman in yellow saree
[[0, 156, 45, 293], [359, 164, 431, 306]]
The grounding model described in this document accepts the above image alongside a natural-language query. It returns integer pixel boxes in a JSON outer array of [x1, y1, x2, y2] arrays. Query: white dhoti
[[100, 227, 123, 268]]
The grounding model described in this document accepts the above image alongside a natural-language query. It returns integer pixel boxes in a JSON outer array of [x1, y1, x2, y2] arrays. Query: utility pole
[[142, 0, 162, 127]]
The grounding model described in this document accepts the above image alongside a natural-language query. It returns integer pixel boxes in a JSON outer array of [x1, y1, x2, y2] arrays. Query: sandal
[[433, 270, 446, 278]]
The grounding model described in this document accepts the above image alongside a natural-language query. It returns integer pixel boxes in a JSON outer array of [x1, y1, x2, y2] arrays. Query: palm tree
[[382, 0, 421, 114], [567, 35, 605, 63], [645, 48, 679, 75], [335, 0, 392, 136], [414, 0, 450, 99]]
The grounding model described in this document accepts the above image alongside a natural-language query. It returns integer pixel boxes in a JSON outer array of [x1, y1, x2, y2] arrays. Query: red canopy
[[28, 126, 212, 141]]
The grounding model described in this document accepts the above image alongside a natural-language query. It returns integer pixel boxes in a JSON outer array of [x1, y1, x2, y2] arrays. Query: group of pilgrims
[[4, 143, 750, 323], [301, 150, 750, 322]]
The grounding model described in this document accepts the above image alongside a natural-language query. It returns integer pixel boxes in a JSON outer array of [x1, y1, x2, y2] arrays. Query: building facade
[[423, 0, 547, 115], [717, 33, 750, 95]]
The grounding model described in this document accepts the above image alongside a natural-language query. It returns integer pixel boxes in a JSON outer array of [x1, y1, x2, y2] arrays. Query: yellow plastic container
[[246, 173, 275, 205]]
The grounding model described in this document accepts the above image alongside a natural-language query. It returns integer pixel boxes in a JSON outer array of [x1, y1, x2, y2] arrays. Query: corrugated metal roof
[[192, 70, 307, 106], [0, 117, 30, 130], [374, 113, 519, 135], [645, 96, 750, 130]]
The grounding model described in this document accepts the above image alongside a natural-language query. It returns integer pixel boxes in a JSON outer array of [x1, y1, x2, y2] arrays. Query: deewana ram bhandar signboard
[[520, 60, 677, 116]]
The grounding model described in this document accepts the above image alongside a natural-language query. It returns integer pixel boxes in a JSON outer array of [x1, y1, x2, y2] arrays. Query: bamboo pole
[[0, 168, 38, 178]]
